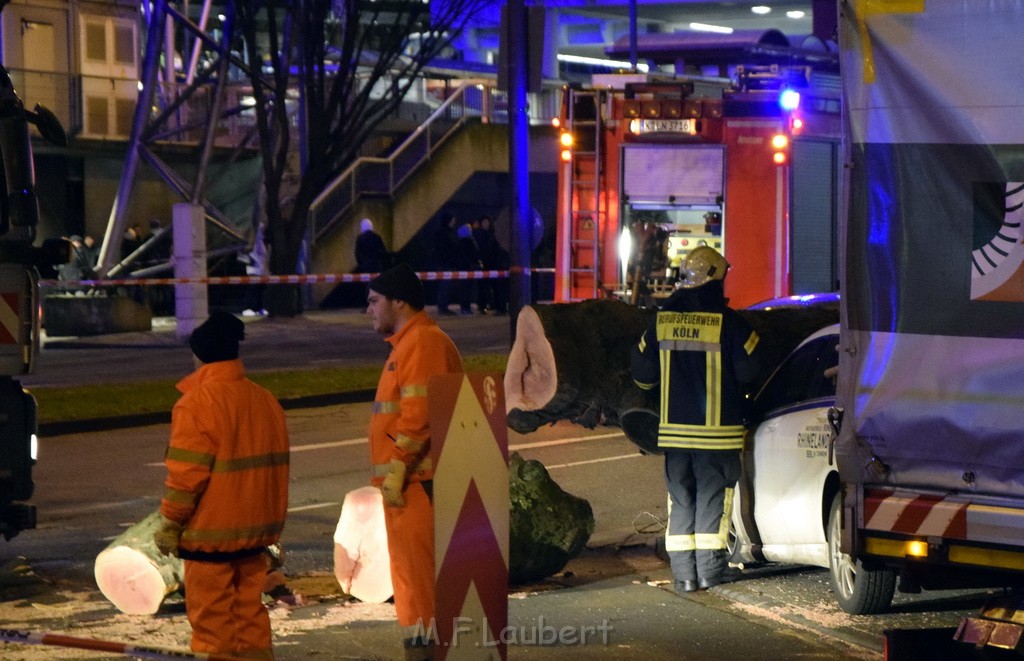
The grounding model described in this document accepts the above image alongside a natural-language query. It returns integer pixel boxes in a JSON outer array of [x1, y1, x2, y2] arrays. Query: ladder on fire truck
[[565, 89, 604, 300]]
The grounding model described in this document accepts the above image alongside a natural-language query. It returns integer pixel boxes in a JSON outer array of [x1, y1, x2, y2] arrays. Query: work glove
[[154, 516, 183, 557], [380, 459, 408, 508]]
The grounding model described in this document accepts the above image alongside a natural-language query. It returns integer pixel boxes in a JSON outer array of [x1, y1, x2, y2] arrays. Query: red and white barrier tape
[[36, 269, 558, 288], [0, 627, 247, 660]]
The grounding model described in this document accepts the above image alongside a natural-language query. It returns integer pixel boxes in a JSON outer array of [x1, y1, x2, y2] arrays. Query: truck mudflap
[[860, 487, 1024, 572]]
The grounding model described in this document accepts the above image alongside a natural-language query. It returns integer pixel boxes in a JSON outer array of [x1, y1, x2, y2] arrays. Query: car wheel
[[826, 493, 896, 615]]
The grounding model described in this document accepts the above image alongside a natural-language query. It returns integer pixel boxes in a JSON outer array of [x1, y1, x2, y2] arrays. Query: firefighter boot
[[403, 636, 434, 661]]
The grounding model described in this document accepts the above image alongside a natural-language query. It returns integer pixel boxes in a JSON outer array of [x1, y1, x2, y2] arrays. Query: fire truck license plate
[[641, 119, 695, 134]]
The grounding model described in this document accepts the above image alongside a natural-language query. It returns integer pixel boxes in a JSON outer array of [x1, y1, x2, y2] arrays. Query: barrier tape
[[0, 627, 247, 660], [38, 268, 554, 288]]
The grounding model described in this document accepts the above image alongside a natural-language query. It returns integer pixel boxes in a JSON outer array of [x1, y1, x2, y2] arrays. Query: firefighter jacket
[[369, 311, 463, 486], [161, 359, 289, 558], [631, 287, 759, 451]]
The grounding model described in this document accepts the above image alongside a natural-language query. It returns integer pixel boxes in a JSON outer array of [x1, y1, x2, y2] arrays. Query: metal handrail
[[309, 82, 484, 241]]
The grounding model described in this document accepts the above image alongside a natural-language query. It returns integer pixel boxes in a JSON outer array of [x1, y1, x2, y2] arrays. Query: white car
[[730, 323, 898, 615]]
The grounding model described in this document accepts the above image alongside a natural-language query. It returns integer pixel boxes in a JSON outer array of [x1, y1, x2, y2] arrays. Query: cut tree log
[[333, 486, 393, 603], [504, 299, 652, 433], [94, 511, 184, 615], [505, 298, 840, 452]]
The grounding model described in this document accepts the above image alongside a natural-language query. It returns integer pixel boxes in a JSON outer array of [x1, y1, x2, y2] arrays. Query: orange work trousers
[[383, 481, 435, 627], [183, 553, 273, 660]]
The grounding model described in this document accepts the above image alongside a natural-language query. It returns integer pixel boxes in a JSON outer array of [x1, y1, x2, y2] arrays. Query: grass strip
[[30, 353, 509, 424]]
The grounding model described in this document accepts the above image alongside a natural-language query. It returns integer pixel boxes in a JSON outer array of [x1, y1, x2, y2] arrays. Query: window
[[80, 14, 138, 138], [754, 334, 839, 415], [80, 15, 137, 78]]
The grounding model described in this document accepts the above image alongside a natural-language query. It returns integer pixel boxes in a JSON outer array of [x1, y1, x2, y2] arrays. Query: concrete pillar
[[173, 203, 208, 340]]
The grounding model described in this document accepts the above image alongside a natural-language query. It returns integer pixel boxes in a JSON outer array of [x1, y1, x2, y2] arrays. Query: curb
[[38, 389, 376, 437]]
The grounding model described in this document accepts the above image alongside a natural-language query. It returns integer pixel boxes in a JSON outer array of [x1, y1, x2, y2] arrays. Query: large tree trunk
[[504, 300, 652, 433], [94, 511, 184, 615], [504, 299, 840, 451]]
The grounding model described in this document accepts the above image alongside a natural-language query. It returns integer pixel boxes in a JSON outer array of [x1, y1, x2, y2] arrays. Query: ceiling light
[[751, 6, 772, 14], [690, 22, 734, 34], [786, 10, 806, 18]]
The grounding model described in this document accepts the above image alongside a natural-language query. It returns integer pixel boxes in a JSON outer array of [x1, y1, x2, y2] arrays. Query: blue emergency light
[[779, 89, 801, 111]]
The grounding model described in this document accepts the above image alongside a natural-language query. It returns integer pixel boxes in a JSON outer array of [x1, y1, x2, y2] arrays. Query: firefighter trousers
[[383, 480, 435, 627], [663, 449, 740, 584], [183, 553, 273, 659]]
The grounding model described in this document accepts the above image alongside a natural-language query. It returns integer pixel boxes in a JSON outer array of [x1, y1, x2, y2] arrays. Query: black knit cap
[[189, 311, 245, 363], [368, 263, 425, 310]]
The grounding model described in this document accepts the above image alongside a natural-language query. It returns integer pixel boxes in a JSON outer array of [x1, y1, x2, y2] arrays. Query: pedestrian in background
[[432, 212, 459, 315], [82, 234, 99, 270], [631, 246, 759, 595], [57, 235, 96, 293], [364, 263, 463, 660], [355, 217, 388, 274], [154, 311, 289, 660], [473, 215, 509, 315], [454, 222, 481, 315]]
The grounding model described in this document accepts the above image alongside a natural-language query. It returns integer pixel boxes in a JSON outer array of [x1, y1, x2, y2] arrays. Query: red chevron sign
[[430, 372, 509, 660]]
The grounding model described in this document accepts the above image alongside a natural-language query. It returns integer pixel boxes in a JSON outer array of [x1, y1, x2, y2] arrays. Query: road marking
[[145, 437, 368, 466], [288, 502, 341, 513], [146, 432, 625, 467], [291, 438, 366, 451], [510, 431, 624, 450], [545, 453, 644, 470]]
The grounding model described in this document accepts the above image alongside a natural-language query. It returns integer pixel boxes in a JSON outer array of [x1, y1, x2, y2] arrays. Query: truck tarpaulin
[[837, 1, 1024, 497]]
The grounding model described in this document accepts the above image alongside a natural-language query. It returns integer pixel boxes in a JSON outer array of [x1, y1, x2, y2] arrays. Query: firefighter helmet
[[678, 246, 729, 289]]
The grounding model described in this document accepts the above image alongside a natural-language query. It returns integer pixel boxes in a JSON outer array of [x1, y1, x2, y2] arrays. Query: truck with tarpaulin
[[833, 0, 1024, 632]]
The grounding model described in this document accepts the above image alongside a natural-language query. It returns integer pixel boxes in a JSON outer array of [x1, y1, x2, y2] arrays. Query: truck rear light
[[905, 540, 928, 558]]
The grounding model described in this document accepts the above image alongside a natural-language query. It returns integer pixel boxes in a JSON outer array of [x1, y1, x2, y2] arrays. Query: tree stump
[[508, 452, 595, 584], [94, 511, 184, 615]]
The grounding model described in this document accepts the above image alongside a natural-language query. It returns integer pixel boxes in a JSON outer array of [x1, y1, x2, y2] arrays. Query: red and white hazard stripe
[[39, 269, 518, 288], [863, 488, 1024, 547], [0, 292, 18, 344]]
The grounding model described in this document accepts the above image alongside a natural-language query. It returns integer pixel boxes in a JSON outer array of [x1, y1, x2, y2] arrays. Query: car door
[[750, 332, 839, 564]]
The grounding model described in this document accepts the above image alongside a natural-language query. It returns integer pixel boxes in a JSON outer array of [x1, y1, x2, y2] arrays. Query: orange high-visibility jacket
[[161, 359, 289, 554], [369, 311, 463, 484]]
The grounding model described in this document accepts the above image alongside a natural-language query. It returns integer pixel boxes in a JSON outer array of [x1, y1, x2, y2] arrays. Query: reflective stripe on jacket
[[369, 311, 463, 485], [161, 359, 290, 553], [631, 297, 759, 450]]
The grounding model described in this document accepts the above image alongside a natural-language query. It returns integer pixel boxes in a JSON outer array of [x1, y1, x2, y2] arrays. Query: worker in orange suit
[[365, 263, 463, 661], [154, 311, 290, 660]]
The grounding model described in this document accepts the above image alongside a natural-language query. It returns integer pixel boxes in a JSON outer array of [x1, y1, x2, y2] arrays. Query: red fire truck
[[553, 65, 841, 308]]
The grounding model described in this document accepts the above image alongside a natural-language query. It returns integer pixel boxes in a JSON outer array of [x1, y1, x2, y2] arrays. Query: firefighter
[[630, 246, 760, 594], [365, 263, 463, 661], [155, 311, 289, 659]]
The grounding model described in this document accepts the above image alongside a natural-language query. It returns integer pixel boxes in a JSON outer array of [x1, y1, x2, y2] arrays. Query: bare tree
[[235, 0, 491, 309]]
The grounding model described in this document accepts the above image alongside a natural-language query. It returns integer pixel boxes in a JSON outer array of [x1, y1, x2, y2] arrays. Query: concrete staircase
[[309, 120, 559, 303]]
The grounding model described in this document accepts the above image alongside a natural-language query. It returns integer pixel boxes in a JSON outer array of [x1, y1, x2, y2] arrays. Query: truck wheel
[[826, 493, 896, 615]]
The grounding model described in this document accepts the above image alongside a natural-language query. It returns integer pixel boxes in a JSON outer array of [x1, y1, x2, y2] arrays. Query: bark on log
[[94, 510, 184, 615], [505, 298, 839, 451]]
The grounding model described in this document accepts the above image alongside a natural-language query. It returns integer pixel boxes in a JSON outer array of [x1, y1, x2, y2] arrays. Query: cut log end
[[504, 306, 557, 413], [94, 545, 175, 616], [332, 486, 393, 604]]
